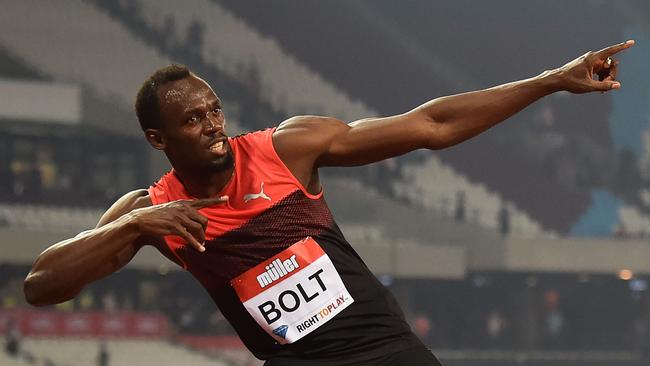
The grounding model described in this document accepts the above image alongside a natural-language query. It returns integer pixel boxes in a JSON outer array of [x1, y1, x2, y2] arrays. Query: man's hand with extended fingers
[[552, 40, 634, 94], [127, 196, 229, 252]]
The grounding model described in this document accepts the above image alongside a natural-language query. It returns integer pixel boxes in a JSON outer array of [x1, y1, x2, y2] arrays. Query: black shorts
[[263, 345, 443, 366]]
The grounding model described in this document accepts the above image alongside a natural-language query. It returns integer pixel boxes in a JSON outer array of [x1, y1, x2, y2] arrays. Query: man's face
[[155, 75, 233, 173]]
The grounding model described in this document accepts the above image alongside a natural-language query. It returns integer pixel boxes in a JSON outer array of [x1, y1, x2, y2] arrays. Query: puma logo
[[244, 181, 272, 203]]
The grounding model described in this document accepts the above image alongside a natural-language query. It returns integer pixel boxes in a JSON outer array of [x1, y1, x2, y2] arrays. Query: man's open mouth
[[210, 141, 223, 150]]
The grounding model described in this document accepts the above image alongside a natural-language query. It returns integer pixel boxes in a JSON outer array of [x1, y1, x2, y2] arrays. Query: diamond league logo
[[272, 325, 288, 339]]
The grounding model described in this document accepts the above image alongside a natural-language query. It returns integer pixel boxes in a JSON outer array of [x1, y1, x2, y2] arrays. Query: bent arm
[[23, 190, 151, 306]]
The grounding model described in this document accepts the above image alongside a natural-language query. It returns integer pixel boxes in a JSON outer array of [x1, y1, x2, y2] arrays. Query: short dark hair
[[135, 64, 191, 131]]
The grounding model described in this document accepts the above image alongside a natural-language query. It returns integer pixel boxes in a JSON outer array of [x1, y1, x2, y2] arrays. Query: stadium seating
[[325, 177, 505, 246], [22, 338, 234, 366], [395, 157, 554, 238], [0, 203, 102, 232], [136, 0, 370, 122], [3, 0, 646, 238], [9, 338, 648, 366], [217, 0, 650, 237], [0, 0, 173, 135], [0, 352, 33, 366], [618, 204, 650, 237], [103, 0, 550, 237]]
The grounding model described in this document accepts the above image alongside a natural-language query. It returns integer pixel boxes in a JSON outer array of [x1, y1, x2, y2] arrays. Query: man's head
[[135, 65, 233, 174]]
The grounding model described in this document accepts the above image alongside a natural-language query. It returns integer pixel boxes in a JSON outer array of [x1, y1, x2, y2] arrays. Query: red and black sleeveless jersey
[[148, 128, 421, 362]]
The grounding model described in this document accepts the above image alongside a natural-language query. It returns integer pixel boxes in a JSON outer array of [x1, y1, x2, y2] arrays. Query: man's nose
[[203, 112, 223, 133]]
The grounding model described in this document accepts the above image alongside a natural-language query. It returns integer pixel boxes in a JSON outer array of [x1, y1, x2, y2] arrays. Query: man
[[24, 40, 634, 365], [3, 319, 20, 358]]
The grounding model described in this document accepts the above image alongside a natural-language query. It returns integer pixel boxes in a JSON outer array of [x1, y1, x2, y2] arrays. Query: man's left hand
[[554, 40, 635, 93]]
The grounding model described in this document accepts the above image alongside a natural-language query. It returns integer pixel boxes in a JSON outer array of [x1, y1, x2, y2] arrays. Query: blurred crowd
[[3, 264, 650, 352]]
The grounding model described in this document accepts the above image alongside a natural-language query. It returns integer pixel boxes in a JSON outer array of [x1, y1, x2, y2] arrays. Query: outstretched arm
[[412, 40, 632, 150], [273, 40, 634, 172]]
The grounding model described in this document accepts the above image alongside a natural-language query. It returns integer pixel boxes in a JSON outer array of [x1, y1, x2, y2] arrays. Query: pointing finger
[[181, 218, 206, 244], [596, 40, 635, 58], [174, 223, 205, 252], [190, 195, 229, 209]]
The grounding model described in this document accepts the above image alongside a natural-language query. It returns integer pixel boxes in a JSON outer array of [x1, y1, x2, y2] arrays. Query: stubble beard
[[207, 149, 234, 173]]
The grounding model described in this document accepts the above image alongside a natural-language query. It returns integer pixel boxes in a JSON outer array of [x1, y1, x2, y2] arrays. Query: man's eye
[[188, 116, 199, 123]]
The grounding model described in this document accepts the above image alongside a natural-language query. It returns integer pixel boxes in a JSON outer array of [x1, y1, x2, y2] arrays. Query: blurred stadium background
[[1, 0, 649, 365]]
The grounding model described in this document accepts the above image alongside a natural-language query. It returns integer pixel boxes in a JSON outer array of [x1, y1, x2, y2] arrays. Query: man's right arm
[[23, 190, 152, 306], [23, 190, 227, 306]]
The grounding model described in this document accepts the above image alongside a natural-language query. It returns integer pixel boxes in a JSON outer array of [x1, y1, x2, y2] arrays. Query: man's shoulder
[[276, 115, 341, 132], [229, 128, 274, 148], [230, 116, 341, 147], [272, 115, 348, 159], [120, 189, 153, 208], [95, 189, 152, 228]]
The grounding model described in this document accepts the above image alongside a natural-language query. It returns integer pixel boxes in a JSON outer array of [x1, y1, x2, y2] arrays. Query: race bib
[[231, 237, 354, 344]]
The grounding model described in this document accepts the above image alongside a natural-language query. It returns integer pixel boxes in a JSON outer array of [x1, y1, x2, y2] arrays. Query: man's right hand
[[127, 196, 229, 252]]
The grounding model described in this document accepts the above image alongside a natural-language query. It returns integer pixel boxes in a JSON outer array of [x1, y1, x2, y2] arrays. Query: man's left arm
[[273, 40, 633, 173]]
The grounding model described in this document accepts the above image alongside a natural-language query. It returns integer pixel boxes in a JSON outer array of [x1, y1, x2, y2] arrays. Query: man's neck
[[173, 166, 234, 198]]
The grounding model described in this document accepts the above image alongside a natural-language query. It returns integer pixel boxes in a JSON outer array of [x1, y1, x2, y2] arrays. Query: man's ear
[[144, 129, 166, 150]]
